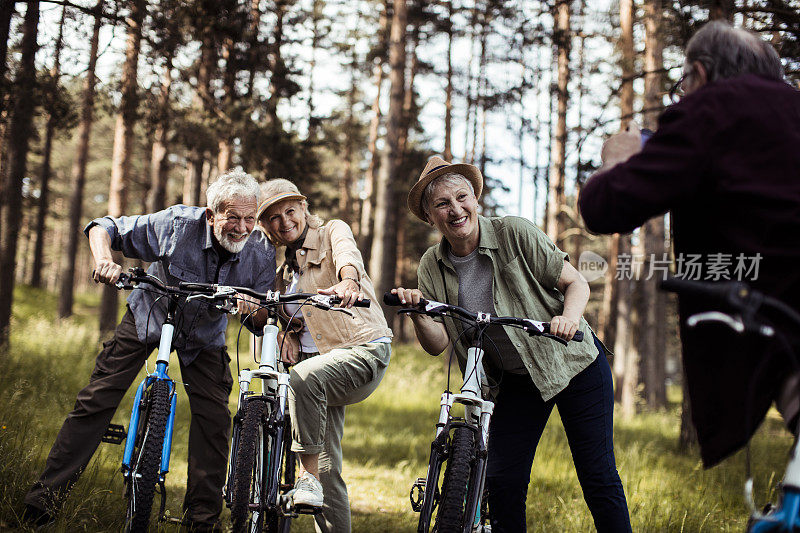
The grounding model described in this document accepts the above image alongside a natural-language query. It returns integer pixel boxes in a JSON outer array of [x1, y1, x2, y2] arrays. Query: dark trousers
[[486, 338, 632, 533], [24, 309, 233, 526]]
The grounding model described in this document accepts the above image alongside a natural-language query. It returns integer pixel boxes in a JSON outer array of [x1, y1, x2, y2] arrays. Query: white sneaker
[[292, 471, 324, 508]]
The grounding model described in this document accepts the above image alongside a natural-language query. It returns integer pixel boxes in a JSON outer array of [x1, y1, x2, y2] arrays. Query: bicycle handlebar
[[383, 292, 583, 345], [113, 268, 371, 309]]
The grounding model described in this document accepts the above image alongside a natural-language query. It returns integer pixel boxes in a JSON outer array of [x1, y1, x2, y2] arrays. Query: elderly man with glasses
[[23, 169, 276, 531], [579, 21, 800, 469]]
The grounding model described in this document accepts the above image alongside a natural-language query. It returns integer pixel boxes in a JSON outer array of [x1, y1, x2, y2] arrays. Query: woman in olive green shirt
[[392, 157, 631, 533]]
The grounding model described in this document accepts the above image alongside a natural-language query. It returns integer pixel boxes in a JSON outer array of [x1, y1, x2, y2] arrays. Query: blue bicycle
[[111, 267, 250, 532], [661, 277, 800, 532]]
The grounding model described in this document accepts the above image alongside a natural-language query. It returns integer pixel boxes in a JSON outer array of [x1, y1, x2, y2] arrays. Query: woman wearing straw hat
[[256, 179, 392, 533], [391, 157, 631, 533]]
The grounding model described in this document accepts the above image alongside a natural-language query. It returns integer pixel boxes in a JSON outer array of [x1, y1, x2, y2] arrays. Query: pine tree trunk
[[339, 45, 358, 226], [58, 0, 102, 319], [356, 0, 388, 260], [640, 0, 668, 410], [443, 0, 454, 162], [31, 3, 67, 287], [545, 0, 571, 248], [148, 57, 172, 212], [370, 0, 406, 315], [614, 0, 637, 413], [0, 0, 39, 349], [99, 0, 144, 334]]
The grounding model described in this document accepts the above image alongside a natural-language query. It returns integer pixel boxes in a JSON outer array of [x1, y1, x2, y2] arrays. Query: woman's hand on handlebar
[[92, 259, 123, 285], [390, 287, 424, 306], [236, 293, 261, 316], [278, 331, 300, 365], [318, 279, 364, 308], [550, 315, 579, 341]]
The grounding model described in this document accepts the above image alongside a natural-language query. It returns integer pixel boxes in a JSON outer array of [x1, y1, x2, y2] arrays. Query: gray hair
[[685, 21, 784, 83], [421, 173, 476, 217], [206, 168, 261, 213]]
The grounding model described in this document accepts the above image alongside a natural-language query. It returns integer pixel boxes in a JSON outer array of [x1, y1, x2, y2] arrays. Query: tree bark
[[148, 56, 172, 213], [0, 0, 15, 96], [0, 0, 39, 349], [545, 0, 571, 248], [443, 0, 454, 162], [613, 0, 639, 415], [58, 0, 102, 319], [339, 44, 358, 226], [31, 2, 67, 287], [370, 0, 406, 316], [357, 0, 388, 264], [640, 0, 668, 410], [99, 0, 144, 334]]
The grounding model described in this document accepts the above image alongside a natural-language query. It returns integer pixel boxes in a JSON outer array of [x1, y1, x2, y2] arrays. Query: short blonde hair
[[258, 179, 323, 243]]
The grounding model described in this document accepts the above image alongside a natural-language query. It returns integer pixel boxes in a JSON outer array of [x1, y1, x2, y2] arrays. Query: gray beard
[[215, 225, 250, 253]]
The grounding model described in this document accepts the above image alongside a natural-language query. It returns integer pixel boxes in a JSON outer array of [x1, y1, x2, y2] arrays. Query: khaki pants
[[24, 309, 233, 526], [289, 342, 391, 533]]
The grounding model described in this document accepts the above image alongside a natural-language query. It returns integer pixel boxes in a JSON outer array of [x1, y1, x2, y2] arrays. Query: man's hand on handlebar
[[549, 315, 580, 341], [92, 259, 123, 285]]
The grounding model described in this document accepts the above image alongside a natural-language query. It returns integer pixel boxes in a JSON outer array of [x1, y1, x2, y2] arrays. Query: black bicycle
[[212, 287, 369, 533], [660, 277, 800, 532], [383, 292, 583, 533]]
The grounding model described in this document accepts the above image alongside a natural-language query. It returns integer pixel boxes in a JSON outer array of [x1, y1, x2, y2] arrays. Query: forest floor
[[0, 284, 793, 532]]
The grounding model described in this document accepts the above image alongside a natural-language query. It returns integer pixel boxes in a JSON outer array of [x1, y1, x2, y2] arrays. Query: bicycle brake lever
[[310, 295, 354, 317], [542, 333, 569, 346]]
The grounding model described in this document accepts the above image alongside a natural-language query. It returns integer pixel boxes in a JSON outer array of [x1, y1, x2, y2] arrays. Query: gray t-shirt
[[447, 248, 527, 375]]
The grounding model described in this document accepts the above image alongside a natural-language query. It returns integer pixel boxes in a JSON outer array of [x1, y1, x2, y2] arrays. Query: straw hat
[[256, 179, 307, 222], [407, 156, 483, 222]]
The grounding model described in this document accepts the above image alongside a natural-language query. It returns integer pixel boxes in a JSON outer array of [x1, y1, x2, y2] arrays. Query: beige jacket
[[276, 219, 392, 353]]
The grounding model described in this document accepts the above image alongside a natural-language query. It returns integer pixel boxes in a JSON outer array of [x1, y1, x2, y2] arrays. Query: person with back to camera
[[22, 169, 276, 531], [256, 178, 392, 533], [579, 21, 800, 467], [391, 156, 632, 532]]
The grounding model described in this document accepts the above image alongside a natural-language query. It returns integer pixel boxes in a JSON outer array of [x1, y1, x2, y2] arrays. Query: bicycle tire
[[124, 379, 170, 533], [435, 426, 475, 533], [231, 398, 267, 533]]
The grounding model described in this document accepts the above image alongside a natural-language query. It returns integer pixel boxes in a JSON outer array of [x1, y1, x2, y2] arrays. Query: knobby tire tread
[[231, 398, 266, 533], [127, 379, 170, 533], [436, 427, 475, 533]]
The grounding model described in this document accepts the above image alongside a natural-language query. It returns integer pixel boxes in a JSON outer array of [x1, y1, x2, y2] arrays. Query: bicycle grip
[[383, 292, 403, 307], [330, 296, 371, 308], [178, 282, 215, 293], [573, 330, 584, 342]]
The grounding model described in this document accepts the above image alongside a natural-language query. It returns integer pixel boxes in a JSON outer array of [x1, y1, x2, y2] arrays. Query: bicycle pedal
[[101, 423, 127, 444], [294, 504, 323, 515]]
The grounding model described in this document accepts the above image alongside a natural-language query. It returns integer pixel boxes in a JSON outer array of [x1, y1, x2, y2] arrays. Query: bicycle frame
[[416, 345, 494, 533], [121, 317, 178, 477], [227, 315, 294, 527]]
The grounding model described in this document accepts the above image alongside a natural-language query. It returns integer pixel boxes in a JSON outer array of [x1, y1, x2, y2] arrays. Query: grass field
[[0, 284, 793, 532]]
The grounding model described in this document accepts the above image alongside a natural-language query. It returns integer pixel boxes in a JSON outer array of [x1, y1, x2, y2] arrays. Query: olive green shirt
[[417, 215, 599, 401]]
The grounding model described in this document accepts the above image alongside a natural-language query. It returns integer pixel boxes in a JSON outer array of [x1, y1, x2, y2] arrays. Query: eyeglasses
[[668, 73, 686, 104]]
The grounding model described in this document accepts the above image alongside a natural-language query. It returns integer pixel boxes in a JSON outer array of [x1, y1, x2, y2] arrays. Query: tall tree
[[442, 0, 454, 162], [614, 0, 639, 419], [148, 60, 173, 212], [544, 0, 571, 249], [640, 0, 668, 410], [0, 0, 14, 97], [370, 0, 406, 311], [58, 0, 103, 319], [99, 0, 145, 333], [0, 0, 39, 349], [31, 3, 68, 287], [357, 0, 389, 262]]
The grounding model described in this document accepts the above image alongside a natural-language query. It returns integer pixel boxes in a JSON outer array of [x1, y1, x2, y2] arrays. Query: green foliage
[[0, 286, 793, 531]]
